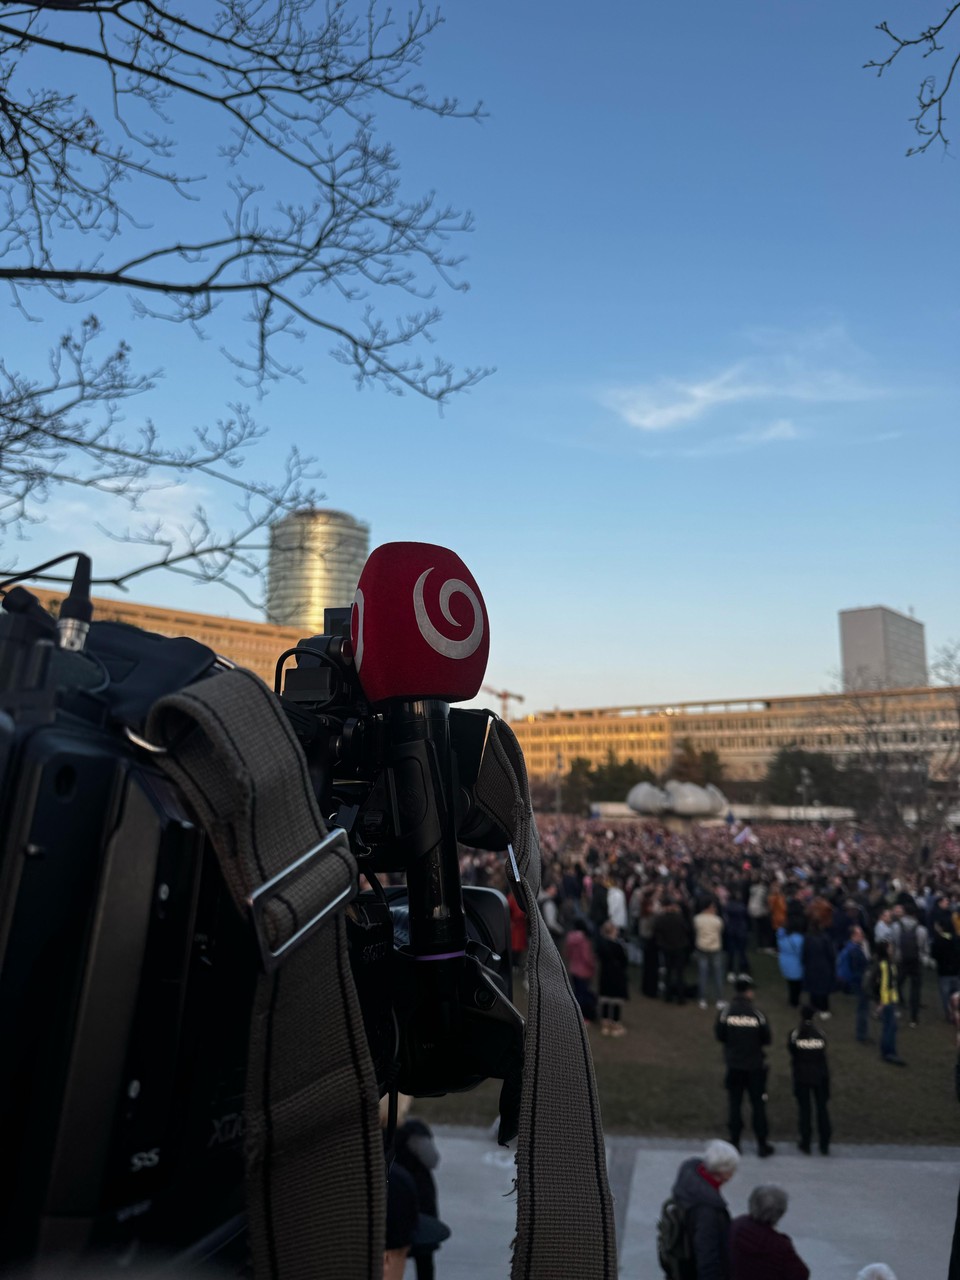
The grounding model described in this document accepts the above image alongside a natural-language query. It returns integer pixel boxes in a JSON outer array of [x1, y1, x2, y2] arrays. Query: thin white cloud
[[739, 418, 799, 444], [675, 418, 802, 459], [601, 326, 882, 433]]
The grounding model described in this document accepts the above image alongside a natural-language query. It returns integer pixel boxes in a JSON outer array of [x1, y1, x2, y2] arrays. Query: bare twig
[[866, 5, 960, 153]]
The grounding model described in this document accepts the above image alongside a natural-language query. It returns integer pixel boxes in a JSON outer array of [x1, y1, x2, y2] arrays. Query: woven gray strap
[[475, 719, 617, 1280], [145, 667, 385, 1280]]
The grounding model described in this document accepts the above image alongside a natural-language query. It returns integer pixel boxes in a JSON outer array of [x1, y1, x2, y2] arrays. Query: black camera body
[[278, 610, 523, 1103], [0, 608, 254, 1271], [0, 588, 523, 1273]]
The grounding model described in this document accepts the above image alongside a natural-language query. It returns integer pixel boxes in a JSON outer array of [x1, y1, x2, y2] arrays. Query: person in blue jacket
[[777, 923, 805, 1008], [837, 925, 872, 1043]]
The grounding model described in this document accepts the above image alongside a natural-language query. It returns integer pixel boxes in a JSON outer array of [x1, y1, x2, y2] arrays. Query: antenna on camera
[[57, 553, 93, 652]]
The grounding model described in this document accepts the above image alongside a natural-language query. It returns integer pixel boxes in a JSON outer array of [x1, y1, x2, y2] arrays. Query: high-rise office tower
[[839, 606, 928, 690], [266, 508, 370, 631]]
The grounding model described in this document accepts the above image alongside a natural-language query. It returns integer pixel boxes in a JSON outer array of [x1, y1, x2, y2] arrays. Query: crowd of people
[[460, 814, 960, 1063], [457, 812, 960, 1277]]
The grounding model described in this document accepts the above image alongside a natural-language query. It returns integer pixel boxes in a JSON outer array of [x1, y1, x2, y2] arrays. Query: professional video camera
[[0, 542, 524, 1275]]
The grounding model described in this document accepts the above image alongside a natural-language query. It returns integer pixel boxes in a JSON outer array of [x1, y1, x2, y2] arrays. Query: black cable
[[0, 551, 90, 595], [365, 869, 389, 908], [78, 650, 111, 695], [273, 645, 340, 701]]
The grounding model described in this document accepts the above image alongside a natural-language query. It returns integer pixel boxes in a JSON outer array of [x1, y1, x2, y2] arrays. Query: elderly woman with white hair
[[729, 1184, 810, 1280], [670, 1139, 740, 1280]]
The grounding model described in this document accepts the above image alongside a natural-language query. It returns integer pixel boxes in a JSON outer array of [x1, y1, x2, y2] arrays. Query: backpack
[[657, 1198, 694, 1280], [836, 944, 853, 986]]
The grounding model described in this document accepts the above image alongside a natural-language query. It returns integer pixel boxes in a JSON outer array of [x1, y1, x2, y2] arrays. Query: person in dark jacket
[[801, 921, 835, 1018], [393, 1116, 450, 1280], [715, 977, 774, 1157], [671, 1139, 740, 1280], [639, 887, 662, 999], [723, 894, 751, 980], [589, 877, 609, 929], [932, 912, 960, 1019], [729, 1184, 810, 1280], [655, 899, 691, 1005], [596, 918, 629, 1035], [787, 1005, 831, 1154]]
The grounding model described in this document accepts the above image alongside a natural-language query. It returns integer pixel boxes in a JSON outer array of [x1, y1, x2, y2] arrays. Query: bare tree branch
[[0, 1, 489, 602], [821, 655, 960, 867], [866, 4, 960, 153]]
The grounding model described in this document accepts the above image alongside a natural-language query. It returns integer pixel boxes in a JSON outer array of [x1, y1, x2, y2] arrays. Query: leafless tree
[[0, 0, 487, 603], [866, 4, 960, 153], [827, 645, 960, 866]]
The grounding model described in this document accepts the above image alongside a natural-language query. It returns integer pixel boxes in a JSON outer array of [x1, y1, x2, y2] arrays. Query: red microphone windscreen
[[350, 542, 489, 704]]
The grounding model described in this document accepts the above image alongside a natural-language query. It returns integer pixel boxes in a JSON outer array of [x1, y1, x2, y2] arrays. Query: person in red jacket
[[563, 916, 597, 1023], [508, 887, 529, 991], [730, 1184, 809, 1280]]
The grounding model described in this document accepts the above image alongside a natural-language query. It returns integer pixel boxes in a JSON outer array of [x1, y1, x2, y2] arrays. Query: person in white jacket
[[606, 879, 628, 933], [694, 899, 726, 1009]]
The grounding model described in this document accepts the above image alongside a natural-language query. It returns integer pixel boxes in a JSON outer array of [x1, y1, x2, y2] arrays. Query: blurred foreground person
[[948, 989, 960, 1280], [788, 1005, 831, 1155], [384, 1163, 418, 1280], [668, 1139, 740, 1280], [729, 1185, 809, 1280], [395, 1115, 451, 1280]]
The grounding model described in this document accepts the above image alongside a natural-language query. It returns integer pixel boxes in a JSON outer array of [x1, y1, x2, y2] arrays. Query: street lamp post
[[798, 766, 813, 821]]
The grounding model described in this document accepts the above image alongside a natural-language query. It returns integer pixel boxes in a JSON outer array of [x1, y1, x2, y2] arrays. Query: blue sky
[[5, 1, 959, 712]]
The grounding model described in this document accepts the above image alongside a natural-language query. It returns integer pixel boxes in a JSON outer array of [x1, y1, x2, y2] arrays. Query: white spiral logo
[[352, 588, 365, 671], [413, 568, 484, 660]]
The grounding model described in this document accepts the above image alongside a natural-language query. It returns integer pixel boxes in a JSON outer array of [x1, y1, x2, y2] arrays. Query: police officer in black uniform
[[715, 975, 774, 1157], [788, 1003, 831, 1155]]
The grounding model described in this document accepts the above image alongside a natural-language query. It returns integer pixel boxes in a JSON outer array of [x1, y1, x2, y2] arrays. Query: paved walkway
[[419, 1127, 958, 1278]]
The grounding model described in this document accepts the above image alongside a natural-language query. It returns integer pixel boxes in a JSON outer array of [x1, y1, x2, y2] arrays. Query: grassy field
[[417, 953, 960, 1146]]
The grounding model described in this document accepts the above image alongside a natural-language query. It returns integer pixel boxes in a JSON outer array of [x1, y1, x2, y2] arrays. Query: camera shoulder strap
[[146, 667, 384, 1280], [475, 718, 618, 1280]]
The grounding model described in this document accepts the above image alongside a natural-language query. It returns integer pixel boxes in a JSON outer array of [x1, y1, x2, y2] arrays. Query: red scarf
[[697, 1163, 723, 1191]]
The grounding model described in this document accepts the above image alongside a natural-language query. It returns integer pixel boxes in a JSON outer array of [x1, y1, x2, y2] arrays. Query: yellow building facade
[[512, 688, 959, 783]]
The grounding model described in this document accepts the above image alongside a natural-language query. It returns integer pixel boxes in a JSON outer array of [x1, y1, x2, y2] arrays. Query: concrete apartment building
[[24, 585, 956, 791], [510, 686, 959, 784], [840, 605, 928, 690]]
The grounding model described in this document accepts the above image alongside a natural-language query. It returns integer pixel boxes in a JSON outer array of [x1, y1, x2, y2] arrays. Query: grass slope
[[417, 955, 960, 1145]]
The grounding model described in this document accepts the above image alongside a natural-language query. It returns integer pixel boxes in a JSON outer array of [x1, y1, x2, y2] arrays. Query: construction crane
[[481, 684, 525, 720]]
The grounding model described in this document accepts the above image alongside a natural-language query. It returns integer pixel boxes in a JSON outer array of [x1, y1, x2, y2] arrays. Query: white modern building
[[839, 605, 928, 690], [266, 508, 370, 632]]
